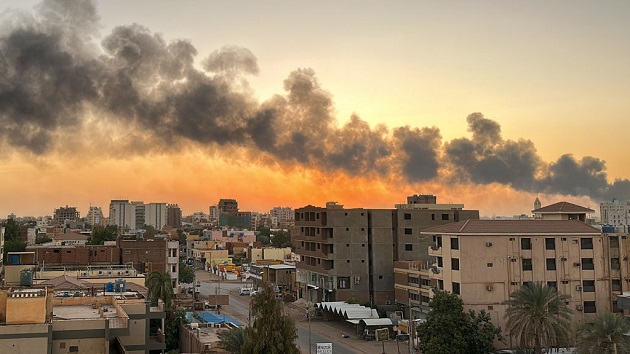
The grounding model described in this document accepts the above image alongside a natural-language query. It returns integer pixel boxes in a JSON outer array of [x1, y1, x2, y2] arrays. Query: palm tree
[[576, 312, 630, 354], [504, 282, 573, 354], [218, 327, 245, 354], [145, 271, 174, 311]]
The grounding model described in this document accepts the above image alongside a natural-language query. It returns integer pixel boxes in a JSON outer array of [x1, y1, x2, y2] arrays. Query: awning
[[359, 318, 394, 327]]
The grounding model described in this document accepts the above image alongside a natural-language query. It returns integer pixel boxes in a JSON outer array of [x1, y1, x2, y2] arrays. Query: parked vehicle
[[239, 287, 251, 296]]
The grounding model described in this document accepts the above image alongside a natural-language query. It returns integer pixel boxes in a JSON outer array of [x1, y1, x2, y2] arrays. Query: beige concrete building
[[420, 218, 612, 344], [293, 196, 479, 305], [0, 284, 166, 354]]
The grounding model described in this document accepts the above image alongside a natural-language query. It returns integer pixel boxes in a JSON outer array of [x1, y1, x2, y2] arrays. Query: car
[[204, 302, 220, 310], [250, 290, 259, 296], [239, 287, 251, 296]]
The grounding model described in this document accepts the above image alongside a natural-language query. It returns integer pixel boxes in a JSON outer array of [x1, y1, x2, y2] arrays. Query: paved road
[[193, 271, 400, 353]]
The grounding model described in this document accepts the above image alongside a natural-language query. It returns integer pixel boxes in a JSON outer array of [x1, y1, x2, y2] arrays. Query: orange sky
[[1, 1, 628, 218]]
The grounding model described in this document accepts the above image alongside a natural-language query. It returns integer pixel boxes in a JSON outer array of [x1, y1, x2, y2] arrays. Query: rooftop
[[532, 201, 594, 214], [421, 219, 600, 235]]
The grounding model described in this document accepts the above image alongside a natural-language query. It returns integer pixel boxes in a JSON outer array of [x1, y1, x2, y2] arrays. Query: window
[[582, 258, 594, 270], [545, 238, 555, 250], [437, 257, 443, 267], [583, 301, 596, 313], [450, 238, 459, 250], [404, 213, 411, 220], [431, 214, 435, 220], [487, 263, 493, 267], [452, 282, 460, 295], [613, 279, 622, 292], [452, 258, 460, 271], [546, 258, 556, 271], [611, 258, 621, 270], [610, 236, 619, 248], [405, 244, 413, 251], [582, 280, 595, 292], [437, 280, 444, 290], [69, 347, 79, 353], [547, 281, 557, 289], [404, 228, 412, 235], [442, 214, 449, 221], [522, 258, 533, 271], [521, 238, 532, 250], [580, 238, 593, 250], [337, 277, 350, 289]]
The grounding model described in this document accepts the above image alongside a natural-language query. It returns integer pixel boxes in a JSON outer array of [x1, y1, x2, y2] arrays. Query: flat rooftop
[[53, 304, 118, 320]]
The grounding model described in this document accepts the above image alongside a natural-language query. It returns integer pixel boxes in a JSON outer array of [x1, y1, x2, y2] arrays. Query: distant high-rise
[[218, 199, 238, 215], [167, 204, 182, 228], [600, 199, 630, 232], [53, 205, 80, 227], [407, 194, 437, 205], [145, 203, 167, 230], [109, 200, 133, 229], [85, 206, 104, 226]]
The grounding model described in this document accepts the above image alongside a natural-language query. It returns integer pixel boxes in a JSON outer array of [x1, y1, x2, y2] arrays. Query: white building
[[109, 200, 135, 229], [85, 206, 104, 226], [600, 199, 630, 232], [146, 203, 167, 231], [269, 207, 294, 228]]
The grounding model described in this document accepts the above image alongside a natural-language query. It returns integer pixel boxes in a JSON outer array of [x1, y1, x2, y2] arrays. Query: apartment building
[[145, 203, 167, 230], [601, 199, 630, 232], [293, 197, 478, 305], [420, 218, 614, 342], [270, 206, 295, 228], [119, 238, 180, 292], [166, 204, 182, 228], [85, 206, 105, 226], [393, 261, 433, 319], [52, 205, 80, 227], [28, 244, 120, 266], [0, 284, 166, 354]]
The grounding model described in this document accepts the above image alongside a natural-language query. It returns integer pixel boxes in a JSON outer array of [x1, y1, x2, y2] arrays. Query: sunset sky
[[1, 0, 629, 218]]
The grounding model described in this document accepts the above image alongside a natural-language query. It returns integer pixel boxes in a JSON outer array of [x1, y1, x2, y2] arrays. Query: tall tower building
[[145, 203, 167, 230]]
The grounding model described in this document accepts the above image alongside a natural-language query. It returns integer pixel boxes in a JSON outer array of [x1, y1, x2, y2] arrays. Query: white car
[[250, 290, 259, 296], [239, 287, 251, 296]]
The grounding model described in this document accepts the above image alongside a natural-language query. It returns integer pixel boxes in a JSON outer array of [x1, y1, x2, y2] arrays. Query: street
[[193, 270, 412, 354]]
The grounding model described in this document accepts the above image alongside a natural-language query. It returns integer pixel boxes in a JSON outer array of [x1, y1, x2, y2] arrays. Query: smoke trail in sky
[[1, 0, 628, 201]]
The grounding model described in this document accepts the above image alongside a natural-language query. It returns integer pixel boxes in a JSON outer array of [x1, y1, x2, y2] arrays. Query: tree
[[504, 282, 573, 354], [143, 224, 157, 239], [576, 312, 630, 354], [257, 227, 271, 246], [145, 271, 175, 311], [241, 282, 300, 354], [35, 234, 53, 244], [218, 326, 245, 354], [177, 229, 187, 246], [88, 226, 117, 245], [1, 218, 20, 242], [270, 230, 292, 249], [417, 290, 501, 354], [179, 262, 194, 284], [164, 309, 187, 351]]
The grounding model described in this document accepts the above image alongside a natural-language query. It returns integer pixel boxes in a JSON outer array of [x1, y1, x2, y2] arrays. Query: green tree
[[143, 224, 157, 239], [3, 239, 26, 264], [179, 262, 194, 284], [35, 234, 53, 244], [576, 312, 630, 354], [270, 230, 292, 249], [1, 218, 20, 242], [504, 282, 573, 354], [241, 282, 300, 354], [466, 309, 504, 354], [177, 229, 187, 246], [417, 290, 502, 354], [257, 227, 271, 246], [218, 326, 245, 354], [145, 271, 175, 311], [88, 226, 117, 245], [164, 309, 187, 351]]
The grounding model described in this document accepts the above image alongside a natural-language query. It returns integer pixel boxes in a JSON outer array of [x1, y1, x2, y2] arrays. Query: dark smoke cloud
[[444, 113, 630, 200], [1, 0, 629, 202]]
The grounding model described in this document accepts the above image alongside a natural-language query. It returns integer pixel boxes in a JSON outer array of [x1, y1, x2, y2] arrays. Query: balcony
[[428, 245, 442, 256], [167, 256, 178, 264]]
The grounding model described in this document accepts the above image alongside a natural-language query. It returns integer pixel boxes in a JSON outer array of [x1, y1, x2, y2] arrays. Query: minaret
[[534, 197, 541, 210]]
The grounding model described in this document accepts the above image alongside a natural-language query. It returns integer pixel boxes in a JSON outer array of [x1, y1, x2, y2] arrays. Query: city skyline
[[1, 0, 629, 217]]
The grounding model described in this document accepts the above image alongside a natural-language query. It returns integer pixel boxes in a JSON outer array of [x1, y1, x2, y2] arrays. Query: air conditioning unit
[[576, 305, 583, 311], [560, 257, 567, 261], [486, 285, 494, 292], [204, 344, 212, 350], [80, 272, 87, 277], [190, 322, 199, 329], [385, 300, 391, 305], [574, 262, 581, 267], [576, 286, 583, 291], [485, 242, 493, 247]]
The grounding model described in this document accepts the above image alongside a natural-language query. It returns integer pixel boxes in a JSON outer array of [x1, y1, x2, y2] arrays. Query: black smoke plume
[[1, 0, 628, 202]]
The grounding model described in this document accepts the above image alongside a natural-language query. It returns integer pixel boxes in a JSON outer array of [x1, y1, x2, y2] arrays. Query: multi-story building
[[293, 196, 479, 305], [85, 206, 104, 226], [270, 207, 295, 228], [0, 284, 166, 353], [418, 214, 617, 346], [166, 204, 182, 228], [601, 199, 630, 232], [28, 244, 121, 266], [0, 227, 4, 280], [218, 199, 238, 215], [109, 199, 134, 229], [119, 237, 180, 293], [52, 205, 80, 227], [532, 201, 594, 222], [145, 203, 167, 231], [132, 201, 145, 230]]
